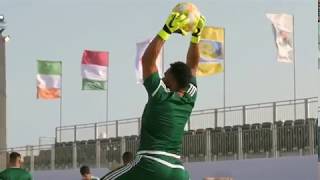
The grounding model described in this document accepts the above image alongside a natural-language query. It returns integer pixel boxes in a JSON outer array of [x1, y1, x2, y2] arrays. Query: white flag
[[266, 13, 293, 63], [135, 39, 163, 83]]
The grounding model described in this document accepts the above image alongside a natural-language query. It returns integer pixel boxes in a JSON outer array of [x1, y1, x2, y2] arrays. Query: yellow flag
[[197, 26, 224, 77]]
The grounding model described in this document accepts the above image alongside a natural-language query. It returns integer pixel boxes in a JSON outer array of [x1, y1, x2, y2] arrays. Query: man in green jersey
[[102, 12, 205, 180], [0, 152, 32, 180]]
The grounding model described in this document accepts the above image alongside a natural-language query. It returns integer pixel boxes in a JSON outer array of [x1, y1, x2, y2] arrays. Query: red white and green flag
[[37, 60, 62, 99], [81, 50, 109, 90]]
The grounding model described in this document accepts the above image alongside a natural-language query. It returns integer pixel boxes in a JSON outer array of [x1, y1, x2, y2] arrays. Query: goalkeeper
[[102, 12, 206, 180]]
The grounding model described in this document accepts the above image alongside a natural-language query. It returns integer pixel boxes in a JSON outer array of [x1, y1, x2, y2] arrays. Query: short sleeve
[[185, 76, 197, 100], [143, 72, 169, 99]]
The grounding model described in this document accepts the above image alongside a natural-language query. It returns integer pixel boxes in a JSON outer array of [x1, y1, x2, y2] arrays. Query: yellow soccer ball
[[172, 2, 201, 33]]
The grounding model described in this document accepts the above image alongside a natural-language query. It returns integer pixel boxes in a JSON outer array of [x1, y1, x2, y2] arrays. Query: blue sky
[[0, 0, 318, 147]]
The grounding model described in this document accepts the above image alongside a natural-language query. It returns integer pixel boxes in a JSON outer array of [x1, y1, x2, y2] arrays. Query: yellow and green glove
[[158, 12, 189, 41], [191, 15, 206, 44]]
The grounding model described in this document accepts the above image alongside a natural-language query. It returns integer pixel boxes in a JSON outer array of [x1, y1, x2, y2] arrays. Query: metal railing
[[0, 97, 318, 171], [56, 97, 318, 143], [1, 118, 317, 171]]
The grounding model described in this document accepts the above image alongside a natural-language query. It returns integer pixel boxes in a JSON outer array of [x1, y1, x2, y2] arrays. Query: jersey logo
[[187, 84, 197, 96]]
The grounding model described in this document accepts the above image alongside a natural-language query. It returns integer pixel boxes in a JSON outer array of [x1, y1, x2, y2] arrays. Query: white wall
[[32, 156, 318, 180], [185, 155, 318, 180]]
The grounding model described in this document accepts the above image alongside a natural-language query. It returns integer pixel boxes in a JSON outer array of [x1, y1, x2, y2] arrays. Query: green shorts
[[101, 154, 190, 180]]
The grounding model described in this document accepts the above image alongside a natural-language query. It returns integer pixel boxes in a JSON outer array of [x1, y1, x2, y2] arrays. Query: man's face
[[163, 69, 179, 92], [82, 174, 91, 180]]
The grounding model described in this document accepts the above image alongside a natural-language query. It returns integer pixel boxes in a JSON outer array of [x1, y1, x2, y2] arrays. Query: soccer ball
[[172, 2, 201, 33]]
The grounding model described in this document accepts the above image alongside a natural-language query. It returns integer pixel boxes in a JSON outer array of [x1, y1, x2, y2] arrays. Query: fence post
[[96, 140, 101, 168], [55, 127, 58, 143], [242, 106, 246, 125], [304, 98, 309, 120], [51, 144, 55, 170], [120, 137, 126, 164], [106, 121, 109, 138], [74, 125, 77, 142], [138, 118, 141, 134], [273, 102, 277, 123], [116, 120, 119, 138], [30, 146, 34, 172], [272, 123, 278, 159], [272, 102, 279, 158], [308, 119, 315, 155], [238, 127, 243, 160], [94, 123, 98, 140], [73, 142, 77, 169], [205, 130, 211, 161], [214, 109, 218, 128]]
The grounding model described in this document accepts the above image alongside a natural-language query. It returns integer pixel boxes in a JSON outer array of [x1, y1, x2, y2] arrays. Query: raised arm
[[142, 12, 189, 79], [141, 36, 164, 79], [186, 16, 206, 76], [186, 43, 200, 76]]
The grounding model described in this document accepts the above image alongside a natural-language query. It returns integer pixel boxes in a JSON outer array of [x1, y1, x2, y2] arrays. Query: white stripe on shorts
[[102, 156, 142, 180], [137, 150, 181, 159], [141, 155, 185, 170]]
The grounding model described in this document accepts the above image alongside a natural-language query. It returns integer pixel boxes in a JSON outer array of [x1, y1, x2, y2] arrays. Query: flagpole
[[293, 16, 296, 121], [59, 61, 62, 143], [223, 28, 226, 126], [162, 44, 165, 75], [106, 63, 109, 138]]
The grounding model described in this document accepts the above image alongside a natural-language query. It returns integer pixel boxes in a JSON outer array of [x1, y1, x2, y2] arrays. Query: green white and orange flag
[[197, 26, 224, 76], [37, 60, 62, 99], [81, 50, 109, 90]]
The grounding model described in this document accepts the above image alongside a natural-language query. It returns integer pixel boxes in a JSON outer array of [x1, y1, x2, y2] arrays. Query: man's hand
[[158, 12, 189, 41], [191, 15, 206, 44]]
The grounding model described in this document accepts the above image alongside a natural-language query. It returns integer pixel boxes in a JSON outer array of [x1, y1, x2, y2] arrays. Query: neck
[[177, 90, 185, 97], [9, 163, 19, 168]]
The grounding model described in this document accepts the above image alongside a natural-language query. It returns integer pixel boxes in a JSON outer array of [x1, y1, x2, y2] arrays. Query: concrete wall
[[184, 155, 318, 180], [0, 36, 7, 169], [32, 156, 318, 180]]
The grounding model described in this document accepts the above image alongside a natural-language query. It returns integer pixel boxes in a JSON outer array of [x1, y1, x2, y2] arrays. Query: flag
[[135, 39, 163, 83], [197, 26, 224, 76], [37, 60, 62, 99], [266, 13, 293, 63], [81, 50, 109, 90]]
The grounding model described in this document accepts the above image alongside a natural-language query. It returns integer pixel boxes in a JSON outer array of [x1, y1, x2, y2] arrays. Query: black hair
[[9, 152, 21, 163], [80, 165, 90, 175], [122, 151, 133, 164], [169, 61, 192, 89]]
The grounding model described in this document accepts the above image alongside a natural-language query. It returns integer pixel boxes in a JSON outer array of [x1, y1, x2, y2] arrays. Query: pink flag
[[135, 39, 163, 83]]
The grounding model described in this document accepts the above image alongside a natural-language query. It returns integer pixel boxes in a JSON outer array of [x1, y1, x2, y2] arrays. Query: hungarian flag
[[37, 60, 62, 99], [81, 50, 109, 90]]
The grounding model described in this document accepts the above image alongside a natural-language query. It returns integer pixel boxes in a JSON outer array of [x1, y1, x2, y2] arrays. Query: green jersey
[[0, 168, 32, 180], [139, 72, 197, 155]]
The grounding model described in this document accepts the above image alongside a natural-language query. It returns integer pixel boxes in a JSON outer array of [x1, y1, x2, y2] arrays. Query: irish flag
[[81, 50, 109, 90], [37, 60, 62, 99]]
